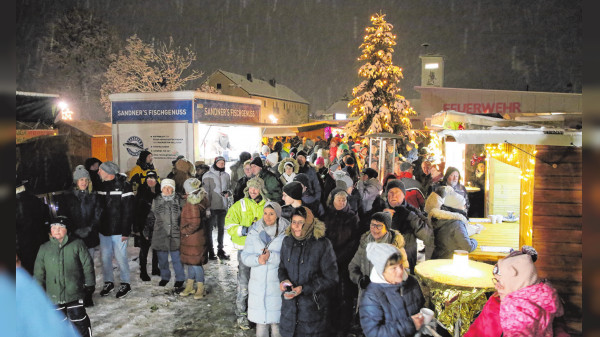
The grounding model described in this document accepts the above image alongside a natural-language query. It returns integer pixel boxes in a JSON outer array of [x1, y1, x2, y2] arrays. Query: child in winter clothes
[[465, 246, 570, 337], [179, 178, 210, 299], [277, 158, 299, 185], [145, 178, 185, 290], [34, 216, 95, 337]]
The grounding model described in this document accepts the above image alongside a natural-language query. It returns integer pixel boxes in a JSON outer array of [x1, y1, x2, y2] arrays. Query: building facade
[[205, 70, 310, 125]]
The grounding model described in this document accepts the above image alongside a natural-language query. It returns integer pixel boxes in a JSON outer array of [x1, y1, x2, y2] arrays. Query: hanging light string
[[503, 141, 557, 168]]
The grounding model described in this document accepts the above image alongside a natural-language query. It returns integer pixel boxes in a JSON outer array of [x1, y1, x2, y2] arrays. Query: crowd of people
[[15, 134, 571, 337]]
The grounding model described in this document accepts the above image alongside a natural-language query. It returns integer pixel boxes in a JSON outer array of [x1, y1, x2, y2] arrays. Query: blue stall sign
[[112, 100, 193, 123]]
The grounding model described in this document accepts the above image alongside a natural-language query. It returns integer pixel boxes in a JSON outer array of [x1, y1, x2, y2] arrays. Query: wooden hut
[[56, 120, 113, 168]]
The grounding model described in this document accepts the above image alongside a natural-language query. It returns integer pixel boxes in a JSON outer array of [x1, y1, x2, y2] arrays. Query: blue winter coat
[[359, 274, 425, 337], [278, 219, 339, 337], [241, 217, 290, 324]]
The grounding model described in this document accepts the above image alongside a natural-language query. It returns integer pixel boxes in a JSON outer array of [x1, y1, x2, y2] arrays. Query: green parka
[[34, 234, 95, 305]]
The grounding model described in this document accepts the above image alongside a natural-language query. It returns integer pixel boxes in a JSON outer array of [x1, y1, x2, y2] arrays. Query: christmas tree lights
[[344, 13, 416, 138]]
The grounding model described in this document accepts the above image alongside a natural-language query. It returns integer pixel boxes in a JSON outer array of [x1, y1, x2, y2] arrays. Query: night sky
[[17, 0, 582, 117]]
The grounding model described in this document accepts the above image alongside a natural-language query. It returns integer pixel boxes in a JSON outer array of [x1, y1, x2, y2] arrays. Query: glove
[[205, 209, 211, 218], [393, 206, 411, 223], [240, 226, 249, 236], [359, 275, 371, 289]]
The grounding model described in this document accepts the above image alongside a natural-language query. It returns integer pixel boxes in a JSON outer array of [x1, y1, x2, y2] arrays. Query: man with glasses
[[348, 212, 409, 314]]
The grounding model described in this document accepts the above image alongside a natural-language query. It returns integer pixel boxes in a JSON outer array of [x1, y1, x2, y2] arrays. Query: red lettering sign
[[442, 101, 522, 114]]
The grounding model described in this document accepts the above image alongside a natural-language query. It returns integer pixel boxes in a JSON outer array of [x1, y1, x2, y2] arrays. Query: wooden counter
[[468, 218, 519, 263]]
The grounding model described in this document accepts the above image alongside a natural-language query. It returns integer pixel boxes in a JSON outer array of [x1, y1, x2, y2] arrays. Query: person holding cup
[[359, 242, 426, 337], [278, 206, 338, 337]]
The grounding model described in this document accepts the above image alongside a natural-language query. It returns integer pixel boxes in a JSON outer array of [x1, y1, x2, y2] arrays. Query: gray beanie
[[366, 242, 402, 276], [73, 165, 90, 182], [99, 161, 120, 175], [335, 174, 354, 190], [264, 201, 282, 218], [371, 211, 392, 230]]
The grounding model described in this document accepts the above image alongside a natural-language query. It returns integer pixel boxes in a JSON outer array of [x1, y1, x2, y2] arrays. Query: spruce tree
[[344, 13, 416, 138]]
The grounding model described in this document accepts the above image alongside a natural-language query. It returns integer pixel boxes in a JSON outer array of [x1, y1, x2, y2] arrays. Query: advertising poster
[[116, 122, 189, 178], [194, 123, 261, 165]]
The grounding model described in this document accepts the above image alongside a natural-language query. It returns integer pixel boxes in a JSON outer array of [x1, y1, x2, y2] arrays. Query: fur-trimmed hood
[[278, 157, 299, 175], [425, 189, 468, 224], [284, 216, 326, 240], [184, 187, 208, 205]]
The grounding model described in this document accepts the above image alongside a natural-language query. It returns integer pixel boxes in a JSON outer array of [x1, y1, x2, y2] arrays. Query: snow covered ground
[[86, 233, 255, 337]]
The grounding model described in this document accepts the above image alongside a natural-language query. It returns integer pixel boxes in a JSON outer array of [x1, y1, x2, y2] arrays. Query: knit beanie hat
[[400, 161, 413, 172], [293, 173, 310, 189], [385, 179, 406, 196], [315, 157, 325, 166], [296, 150, 308, 158], [338, 143, 349, 151], [496, 246, 539, 298], [335, 174, 354, 190], [99, 161, 120, 175], [264, 201, 282, 218], [266, 153, 279, 167], [161, 178, 176, 191], [214, 156, 226, 164], [366, 242, 402, 277], [73, 165, 90, 182], [239, 151, 252, 163], [345, 156, 355, 165], [362, 167, 378, 179], [283, 181, 303, 200], [443, 186, 466, 209], [146, 170, 159, 181], [371, 211, 392, 230], [183, 178, 202, 194], [250, 156, 264, 168], [261, 145, 270, 154], [284, 161, 295, 169]]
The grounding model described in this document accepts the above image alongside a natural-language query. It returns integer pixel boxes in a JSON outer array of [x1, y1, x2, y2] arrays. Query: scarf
[[281, 172, 296, 183], [292, 217, 314, 241], [162, 193, 175, 201]]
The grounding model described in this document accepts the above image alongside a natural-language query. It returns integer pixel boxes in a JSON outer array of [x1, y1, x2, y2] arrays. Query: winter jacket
[[202, 166, 231, 210], [372, 198, 434, 273], [322, 201, 360, 272], [56, 188, 102, 248], [97, 174, 135, 237], [33, 235, 95, 305], [465, 282, 568, 337], [133, 183, 160, 236], [146, 195, 182, 251], [359, 274, 424, 337], [400, 176, 426, 211], [241, 218, 290, 324], [281, 204, 302, 223], [430, 206, 477, 259], [278, 219, 339, 337], [259, 168, 283, 203], [128, 165, 154, 192], [347, 187, 364, 216], [229, 160, 246, 193], [500, 281, 565, 337], [348, 229, 407, 310], [180, 189, 210, 265], [225, 196, 266, 249], [357, 178, 382, 212], [298, 163, 322, 212]]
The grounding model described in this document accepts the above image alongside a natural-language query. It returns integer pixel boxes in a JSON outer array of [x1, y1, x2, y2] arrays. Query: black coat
[[298, 163, 322, 214], [322, 204, 360, 271], [57, 189, 102, 248], [278, 221, 339, 337], [97, 174, 134, 237], [133, 184, 160, 237], [372, 198, 434, 273], [233, 176, 251, 202]]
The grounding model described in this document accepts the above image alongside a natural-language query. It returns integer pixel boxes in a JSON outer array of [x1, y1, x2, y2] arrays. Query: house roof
[[325, 100, 353, 115], [215, 70, 309, 104], [57, 120, 112, 137]]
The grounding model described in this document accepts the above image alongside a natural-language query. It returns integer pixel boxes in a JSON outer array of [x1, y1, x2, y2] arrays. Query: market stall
[[109, 91, 264, 178]]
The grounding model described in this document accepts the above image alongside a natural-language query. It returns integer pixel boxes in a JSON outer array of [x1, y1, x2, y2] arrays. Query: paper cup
[[488, 215, 496, 224], [496, 215, 503, 223], [420, 308, 434, 324]]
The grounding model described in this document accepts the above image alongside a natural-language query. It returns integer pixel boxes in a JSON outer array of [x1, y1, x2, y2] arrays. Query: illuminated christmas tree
[[344, 13, 416, 138]]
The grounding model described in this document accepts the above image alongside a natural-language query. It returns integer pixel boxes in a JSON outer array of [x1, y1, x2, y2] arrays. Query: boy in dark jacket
[[34, 216, 95, 337]]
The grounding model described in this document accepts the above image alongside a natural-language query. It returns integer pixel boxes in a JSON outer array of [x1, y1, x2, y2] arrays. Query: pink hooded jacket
[[500, 281, 565, 337]]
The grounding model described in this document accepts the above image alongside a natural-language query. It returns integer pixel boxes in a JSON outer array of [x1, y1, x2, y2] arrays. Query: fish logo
[[123, 136, 146, 157]]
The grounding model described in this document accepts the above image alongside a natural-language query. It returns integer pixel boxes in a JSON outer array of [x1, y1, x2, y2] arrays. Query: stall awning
[[261, 126, 298, 137], [439, 128, 582, 147]]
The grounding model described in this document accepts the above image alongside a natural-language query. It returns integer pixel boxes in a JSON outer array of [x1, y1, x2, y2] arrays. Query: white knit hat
[[266, 153, 279, 167], [443, 186, 466, 209], [366, 242, 402, 276], [161, 178, 176, 191]]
